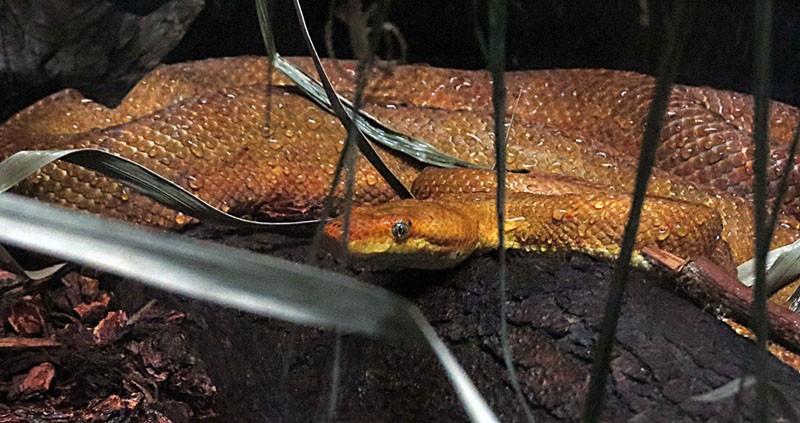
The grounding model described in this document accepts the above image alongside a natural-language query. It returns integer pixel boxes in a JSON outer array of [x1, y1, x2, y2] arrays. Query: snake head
[[323, 200, 480, 270]]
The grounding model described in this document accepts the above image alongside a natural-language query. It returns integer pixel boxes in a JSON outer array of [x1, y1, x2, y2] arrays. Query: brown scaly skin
[[409, 168, 753, 266], [283, 58, 800, 216], [2, 56, 800, 275]]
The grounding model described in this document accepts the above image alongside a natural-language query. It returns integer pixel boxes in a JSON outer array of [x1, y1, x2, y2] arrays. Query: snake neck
[[327, 193, 727, 270], [448, 193, 726, 266]]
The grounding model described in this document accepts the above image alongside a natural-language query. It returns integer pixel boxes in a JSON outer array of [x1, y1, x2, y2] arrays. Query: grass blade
[[0, 149, 317, 229], [255, 1, 479, 170], [255, 2, 498, 421], [691, 376, 755, 402], [286, 0, 412, 201], [582, 2, 696, 420], [0, 193, 416, 337], [0, 147, 312, 277], [1, 189, 500, 422], [483, 0, 535, 421], [0, 246, 66, 281], [751, 0, 774, 420]]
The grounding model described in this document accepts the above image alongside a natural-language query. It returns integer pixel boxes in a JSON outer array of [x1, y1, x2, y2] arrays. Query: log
[[0, 0, 204, 120], [107, 229, 800, 422]]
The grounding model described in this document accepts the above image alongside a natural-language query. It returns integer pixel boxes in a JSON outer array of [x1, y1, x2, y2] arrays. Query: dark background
[[3, 0, 800, 120], [167, 0, 800, 102], [4, 2, 800, 420]]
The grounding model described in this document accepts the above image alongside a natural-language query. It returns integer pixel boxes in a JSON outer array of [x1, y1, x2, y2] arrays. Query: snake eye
[[391, 221, 411, 242]]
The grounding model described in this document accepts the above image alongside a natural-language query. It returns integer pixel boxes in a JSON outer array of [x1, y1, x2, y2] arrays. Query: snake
[[3, 56, 800, 295]]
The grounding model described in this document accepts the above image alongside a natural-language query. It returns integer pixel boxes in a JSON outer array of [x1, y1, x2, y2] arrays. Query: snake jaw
[[322, 200, 481, 270]]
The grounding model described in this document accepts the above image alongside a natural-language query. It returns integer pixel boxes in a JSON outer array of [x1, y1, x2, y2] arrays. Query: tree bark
[[0, 0, 204, 120], [109, 229, 800, 422]]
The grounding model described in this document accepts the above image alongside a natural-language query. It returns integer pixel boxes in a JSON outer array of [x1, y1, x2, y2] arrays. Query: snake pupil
[[392, 221, 411, 241]]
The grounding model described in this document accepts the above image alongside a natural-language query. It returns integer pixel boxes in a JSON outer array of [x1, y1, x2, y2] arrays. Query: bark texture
[[0, 0, 203, 119], [107, 228, 800, 422]]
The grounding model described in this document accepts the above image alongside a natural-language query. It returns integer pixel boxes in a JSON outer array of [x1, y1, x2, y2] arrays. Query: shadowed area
[[104, 227, 800, 422]]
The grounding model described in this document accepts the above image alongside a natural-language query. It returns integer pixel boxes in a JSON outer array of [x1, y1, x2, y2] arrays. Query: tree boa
[[3, 56, 800, 299]]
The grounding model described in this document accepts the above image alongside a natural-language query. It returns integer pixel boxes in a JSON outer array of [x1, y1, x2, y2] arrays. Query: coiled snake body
[[3, 56, 800, 282]]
